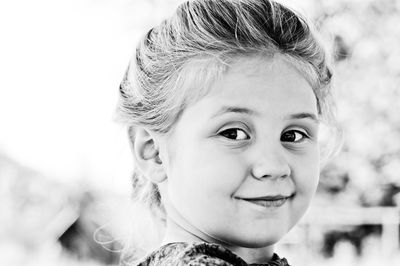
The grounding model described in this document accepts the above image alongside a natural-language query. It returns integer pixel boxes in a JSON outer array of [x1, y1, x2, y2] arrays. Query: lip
[[236, 194, 294, 201], [234, 194, 295, 209]]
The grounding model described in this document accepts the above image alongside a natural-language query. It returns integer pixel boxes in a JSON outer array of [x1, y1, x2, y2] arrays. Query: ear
[[132, 128, 167, 183]]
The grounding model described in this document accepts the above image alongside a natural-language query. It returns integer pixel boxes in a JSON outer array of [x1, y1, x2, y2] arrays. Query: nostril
[[279, 173, 290, 179], [250, 165, 291, 180], [252, 173, 270, 180]]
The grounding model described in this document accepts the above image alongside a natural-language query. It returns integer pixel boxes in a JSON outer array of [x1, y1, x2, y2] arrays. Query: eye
[[281, 130, 308, 143], [219, 128, 250, 140]]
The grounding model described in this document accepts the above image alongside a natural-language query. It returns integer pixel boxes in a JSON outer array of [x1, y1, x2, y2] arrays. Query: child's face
[[159, 56, 320, 248]]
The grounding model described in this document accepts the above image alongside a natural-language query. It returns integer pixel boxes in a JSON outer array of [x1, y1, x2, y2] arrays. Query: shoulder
[[135, 242, 248, 266]]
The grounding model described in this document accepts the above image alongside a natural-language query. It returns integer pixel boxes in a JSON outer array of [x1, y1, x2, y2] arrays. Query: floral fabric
[[135, 242, 291, 266]]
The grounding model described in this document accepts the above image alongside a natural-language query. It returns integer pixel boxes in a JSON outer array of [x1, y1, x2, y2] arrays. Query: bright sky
[[0, 0, 149, 192], [0, 0, 309, 192]]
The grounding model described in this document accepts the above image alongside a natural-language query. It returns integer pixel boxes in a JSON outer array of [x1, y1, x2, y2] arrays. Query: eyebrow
[[211, 106, 259, 118], [287, 113, 320, 124], [212, 106, 319, 123]]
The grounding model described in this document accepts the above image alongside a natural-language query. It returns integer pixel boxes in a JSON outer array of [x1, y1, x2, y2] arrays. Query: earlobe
[[132, 128, 167, 183]]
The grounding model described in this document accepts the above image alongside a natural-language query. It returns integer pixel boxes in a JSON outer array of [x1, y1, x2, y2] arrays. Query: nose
[[250, 146, 291, 180]]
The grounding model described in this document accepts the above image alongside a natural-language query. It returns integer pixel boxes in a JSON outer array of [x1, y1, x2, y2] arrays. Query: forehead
[[202, 55, 318, 114], [182, 54, 316, 101]]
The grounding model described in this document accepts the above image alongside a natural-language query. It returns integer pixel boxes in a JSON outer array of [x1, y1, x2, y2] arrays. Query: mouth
[[235, 194, 294, 208]]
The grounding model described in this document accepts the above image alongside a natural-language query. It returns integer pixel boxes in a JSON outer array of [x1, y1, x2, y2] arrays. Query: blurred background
[[1, 0, 399, 265]]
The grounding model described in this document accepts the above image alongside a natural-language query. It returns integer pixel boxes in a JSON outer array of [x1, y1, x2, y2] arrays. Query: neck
[[228, 245, 275, 264], [161, 216, 275, 264]]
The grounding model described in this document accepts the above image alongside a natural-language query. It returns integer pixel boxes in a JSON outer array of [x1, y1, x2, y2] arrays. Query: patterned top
[[135, 242, 291, 266]]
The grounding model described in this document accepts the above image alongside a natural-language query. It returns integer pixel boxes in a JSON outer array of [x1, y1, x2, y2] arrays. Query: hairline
[[170, 52, 322, 126]]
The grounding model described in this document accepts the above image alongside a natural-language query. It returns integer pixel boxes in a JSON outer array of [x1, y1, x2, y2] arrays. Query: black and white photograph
[[1, 0, 400, 265]]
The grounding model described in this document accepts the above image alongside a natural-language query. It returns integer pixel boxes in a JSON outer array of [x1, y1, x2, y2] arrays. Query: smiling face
[[157, 55, 320, 249]]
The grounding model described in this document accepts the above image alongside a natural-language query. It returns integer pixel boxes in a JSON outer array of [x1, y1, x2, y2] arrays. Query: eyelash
[[280, 130, 310, 143], [218, 128, 310, 143], [218, 128, 250, 141]]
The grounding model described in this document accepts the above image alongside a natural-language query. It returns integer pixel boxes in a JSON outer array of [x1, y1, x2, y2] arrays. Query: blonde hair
[[116, 0, 339, 263]]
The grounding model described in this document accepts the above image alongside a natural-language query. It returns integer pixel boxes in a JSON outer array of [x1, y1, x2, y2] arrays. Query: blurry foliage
[[312, 0, 400, 207], [0, 154, 123, 265]]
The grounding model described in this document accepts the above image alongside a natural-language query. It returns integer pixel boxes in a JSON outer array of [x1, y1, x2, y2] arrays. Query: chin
[[222, 231, 285, 248]]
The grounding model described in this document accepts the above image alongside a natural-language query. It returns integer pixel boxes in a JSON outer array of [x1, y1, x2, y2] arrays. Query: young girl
[[116, 0, 338, 265]]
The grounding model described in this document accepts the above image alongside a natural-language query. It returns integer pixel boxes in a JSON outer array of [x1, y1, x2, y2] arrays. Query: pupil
[[227, 130, 237, 139], [282, 132, 295, 142]]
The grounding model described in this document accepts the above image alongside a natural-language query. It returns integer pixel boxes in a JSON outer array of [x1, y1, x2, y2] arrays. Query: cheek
[[293, 149, 320, 196], [288, 150, 320, 227], [166, 144, 245, 228], [169, 143, 245, 198]]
